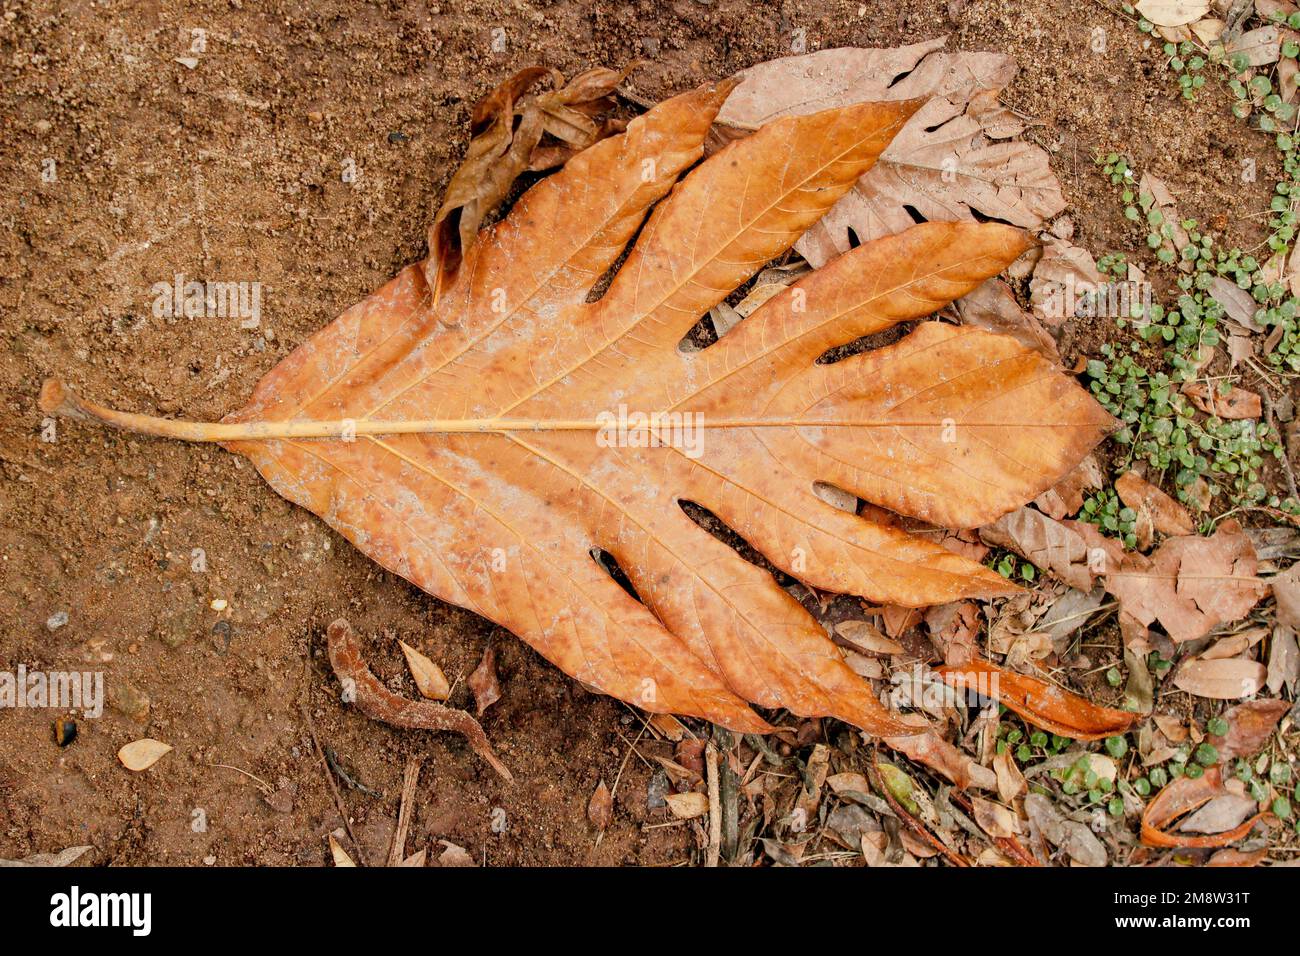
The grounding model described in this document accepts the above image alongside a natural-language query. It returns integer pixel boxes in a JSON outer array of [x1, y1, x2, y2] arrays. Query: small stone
[[46, 611, 68, 631], [306, 111, 324, 124], [210, 598, 228, 611], [647, 769, 670, 810], [107, 680, 151, 723], [53, 717, 77, 747], [203, 855, 216, 865], [34, 119, 51, 134], [640, 37, 660, 56], [387, 131, 409, 144], [174, 56, 199, 69]]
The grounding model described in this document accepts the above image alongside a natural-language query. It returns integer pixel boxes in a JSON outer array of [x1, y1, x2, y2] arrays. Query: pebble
[[210, 598, 228, 611], [107, 679, 151, 723], [647, 769, 670, 810], [46, 611, 68, 631], [34, 119, 51, 134]]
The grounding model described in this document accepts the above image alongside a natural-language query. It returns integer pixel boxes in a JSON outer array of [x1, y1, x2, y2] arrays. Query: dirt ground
[[0, 0, 1284, 866]]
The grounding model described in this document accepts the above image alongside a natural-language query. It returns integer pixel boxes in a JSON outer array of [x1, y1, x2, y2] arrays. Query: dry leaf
[[1208, 698, 1289, 761], [0, 845, 93, 868], [1114, 470, 1194, 537], [1141, 766, 1270, 847], [399, 849, 428, 867], [1272, 563, 1300, 629], [884, 726, 996, 790], [835, 619, 904, 655], [587, 779, 613, 831], [1179, 794, 1259, 834], [1135, 0, 1211, 28], [1099, 521, 1267, 644], [1268, 624, 1300, 694], [1182, 382, 1262, 419], [937, 659, 1137, 740], [980, 507, 1096, 590], [398, 639, 451, 701], [437, 840, 475, 867], [1033, 454, 1103, 520], [329, 834, 356, 867], [1172, 658, 1268, 699], [1225, 25, 1282, 66], [44, 78, 1111, 737], [716, 38, 1064, 266], [1029, 240, 1105, 328], [1024, 793, 1107, 866], [957, 278, 1061, 364], [665, 791, 709, 820], [117, 738, 173, 772], [468, 643, 501, 717], [993, 750, 1027, 804], [971, 796, 1021, 838]]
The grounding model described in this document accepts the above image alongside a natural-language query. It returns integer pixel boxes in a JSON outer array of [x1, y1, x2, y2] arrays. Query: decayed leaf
[[1114, 470, 1194, 537], [1024, 793, 1107, 866], [398, 639, 451, 701], [43, 78, 1111, 737], [716, 38, 1064, 266], [117, 738, 173, 772], [971, 796, 1021, 839], [1208, 699, 1289, 761], [1134, 0, 1211, 28], [1098, 521, 1268, 644], [1179, 794, 1260, 834], [1225, 25, 1283, 66], [329, 834, 356, 867], [437, 840, 475, 867], [1141, 766, 1270, 847], [1182, 382, 1262, 419], [1172, 657, 1268, 700], [936, 659, 1137, 740], [979, 507, 1096, 590], [993, 750, 1027, 804], [429, 66, 634, 295]]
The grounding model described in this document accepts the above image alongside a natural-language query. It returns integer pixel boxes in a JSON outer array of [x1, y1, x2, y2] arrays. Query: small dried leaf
[[329, 834, 357, 867], [1207, 699, 1289, 760], [1114, 470, 1194, 537], [1182, 382, 1262, 420], [117, 738, 173, 772], [468, 644, 502, 716], [587, 779, 613, 831], [665, 791, 709, 820], [398, 640, 451, 701], [1134, 0, 1211, 29]]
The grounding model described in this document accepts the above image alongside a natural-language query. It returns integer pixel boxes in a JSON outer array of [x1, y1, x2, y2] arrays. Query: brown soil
[[0, 0, 1281, 866]]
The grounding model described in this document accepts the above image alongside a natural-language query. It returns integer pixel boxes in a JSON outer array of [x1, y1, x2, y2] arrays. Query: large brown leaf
[[42, 79, 1112, 736]]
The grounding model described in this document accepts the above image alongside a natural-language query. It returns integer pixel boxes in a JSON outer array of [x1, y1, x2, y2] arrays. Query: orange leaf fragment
[[935, 659, 1136, 741]]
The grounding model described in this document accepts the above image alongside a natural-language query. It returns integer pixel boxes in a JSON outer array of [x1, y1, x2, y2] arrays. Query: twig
[[322, 746, 383, 798], [705, 742, 722, 868], [207, 762, 273, 796], [387, 757, 423, 867], [301, 694, 368, 868]]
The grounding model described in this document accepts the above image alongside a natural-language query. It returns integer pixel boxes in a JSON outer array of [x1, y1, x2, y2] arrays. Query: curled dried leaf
[[936, 659, 1136, 741], [1141, 766, 1272, 848]]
